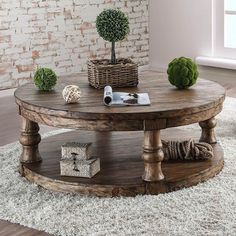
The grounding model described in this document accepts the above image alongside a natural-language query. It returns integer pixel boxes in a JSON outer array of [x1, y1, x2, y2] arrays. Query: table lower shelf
[[21, 129, 224, 197]]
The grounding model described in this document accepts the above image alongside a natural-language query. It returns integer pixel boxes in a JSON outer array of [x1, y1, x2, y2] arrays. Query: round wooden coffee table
[[14, 75, 225, 197]]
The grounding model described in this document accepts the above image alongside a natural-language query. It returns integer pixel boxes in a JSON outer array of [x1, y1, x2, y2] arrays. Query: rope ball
[[62, 85, 81, 104]]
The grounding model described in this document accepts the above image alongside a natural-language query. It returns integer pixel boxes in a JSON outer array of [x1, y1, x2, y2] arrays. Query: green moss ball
[[96, 9, 129, 43], [33, 68, 57, 91], [167, 57, 199, 89]]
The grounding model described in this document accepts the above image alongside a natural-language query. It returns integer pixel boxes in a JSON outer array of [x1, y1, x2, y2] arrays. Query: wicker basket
[[87, 58, 138, 89]]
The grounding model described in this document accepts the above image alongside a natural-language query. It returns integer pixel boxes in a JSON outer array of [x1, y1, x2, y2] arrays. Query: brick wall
[[0, 0, 149, 89]]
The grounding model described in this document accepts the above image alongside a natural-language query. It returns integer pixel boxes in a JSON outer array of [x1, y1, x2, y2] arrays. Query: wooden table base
[[20, 130, 224, 197]]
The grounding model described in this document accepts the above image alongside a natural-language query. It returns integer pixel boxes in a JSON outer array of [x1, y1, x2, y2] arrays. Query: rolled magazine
[[103, 86, 150, 106], [103, 86, 113, 105]]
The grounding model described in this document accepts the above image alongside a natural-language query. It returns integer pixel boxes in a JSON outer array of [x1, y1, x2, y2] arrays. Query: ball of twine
[[162, 139, 213, 161], [62, 85, 81, 104]]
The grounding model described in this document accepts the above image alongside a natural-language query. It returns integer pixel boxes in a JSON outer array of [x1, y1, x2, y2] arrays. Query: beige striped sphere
[[62, 85, 81, 104]]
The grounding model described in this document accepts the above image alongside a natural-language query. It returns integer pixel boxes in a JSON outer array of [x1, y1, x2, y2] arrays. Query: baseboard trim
[[139, 64, 150, 72], [149, 65, 167, 73], [196, 56, 236, 70], [0, 88, 16, 98]]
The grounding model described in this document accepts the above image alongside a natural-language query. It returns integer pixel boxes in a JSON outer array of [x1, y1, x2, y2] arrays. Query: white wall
[[149, 0, 213, 71]]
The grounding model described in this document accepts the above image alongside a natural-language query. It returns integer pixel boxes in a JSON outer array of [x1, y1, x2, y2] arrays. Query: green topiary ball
[[96, 9, 129, 43], [33, 68, 57, 91], [167, 57, 199, 89]]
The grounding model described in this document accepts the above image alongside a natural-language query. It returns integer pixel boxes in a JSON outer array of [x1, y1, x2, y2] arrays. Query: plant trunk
[[111, 41, 116, 64]]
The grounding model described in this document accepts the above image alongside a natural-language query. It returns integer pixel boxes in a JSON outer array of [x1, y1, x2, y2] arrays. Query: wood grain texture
[[14, 75, 226, 131], [19, 117, 42, 163], [142, 130, 164, 181], [199, 117, 217, 144], [1, 70, 233, 235], [0, 220, 52, 236], [15, 75, 226, 192], [21, 130, 224, 197]]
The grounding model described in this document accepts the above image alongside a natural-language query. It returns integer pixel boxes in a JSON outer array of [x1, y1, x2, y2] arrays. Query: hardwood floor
[[0, 71, 235, 236], [0, 220, 52, 236]]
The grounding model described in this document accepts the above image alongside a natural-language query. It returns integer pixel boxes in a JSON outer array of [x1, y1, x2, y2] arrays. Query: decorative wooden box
[[61, 142, 92, 160], [60, 158, 100, 178]]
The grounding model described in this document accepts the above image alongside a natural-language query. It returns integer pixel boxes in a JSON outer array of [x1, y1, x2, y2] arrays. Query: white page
[[103, 86, 151, 106]]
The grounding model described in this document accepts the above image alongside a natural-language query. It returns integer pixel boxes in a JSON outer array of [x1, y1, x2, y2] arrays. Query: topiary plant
[[96, 9, 130, 64], [167, 57, 199, 89], [33, 68, 57, 91]]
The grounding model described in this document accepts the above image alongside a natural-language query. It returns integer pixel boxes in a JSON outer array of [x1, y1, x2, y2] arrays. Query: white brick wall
[[0, 0, 149, 89]]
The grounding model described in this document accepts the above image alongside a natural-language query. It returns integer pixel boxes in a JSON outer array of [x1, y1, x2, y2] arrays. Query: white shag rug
[[0, 97, 236, 236]]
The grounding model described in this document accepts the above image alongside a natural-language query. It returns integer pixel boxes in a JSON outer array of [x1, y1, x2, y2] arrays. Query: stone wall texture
[[0, 0, 149, 89]]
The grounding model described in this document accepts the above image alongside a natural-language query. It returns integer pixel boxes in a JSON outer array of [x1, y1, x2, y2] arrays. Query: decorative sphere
[[96, 9, 129, 43], [167, 57, 199, 89], [33, 68, 57, 91], [62, 85, 81, 104]]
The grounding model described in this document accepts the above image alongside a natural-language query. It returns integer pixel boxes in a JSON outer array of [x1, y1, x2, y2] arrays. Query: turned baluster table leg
[[199, 117, 217, 144], [142, 130, 164, 182], [19, 117, 42, 163]]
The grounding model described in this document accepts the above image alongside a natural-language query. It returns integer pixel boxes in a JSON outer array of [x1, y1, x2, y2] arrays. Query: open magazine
[[103, 86, 150, 106]]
